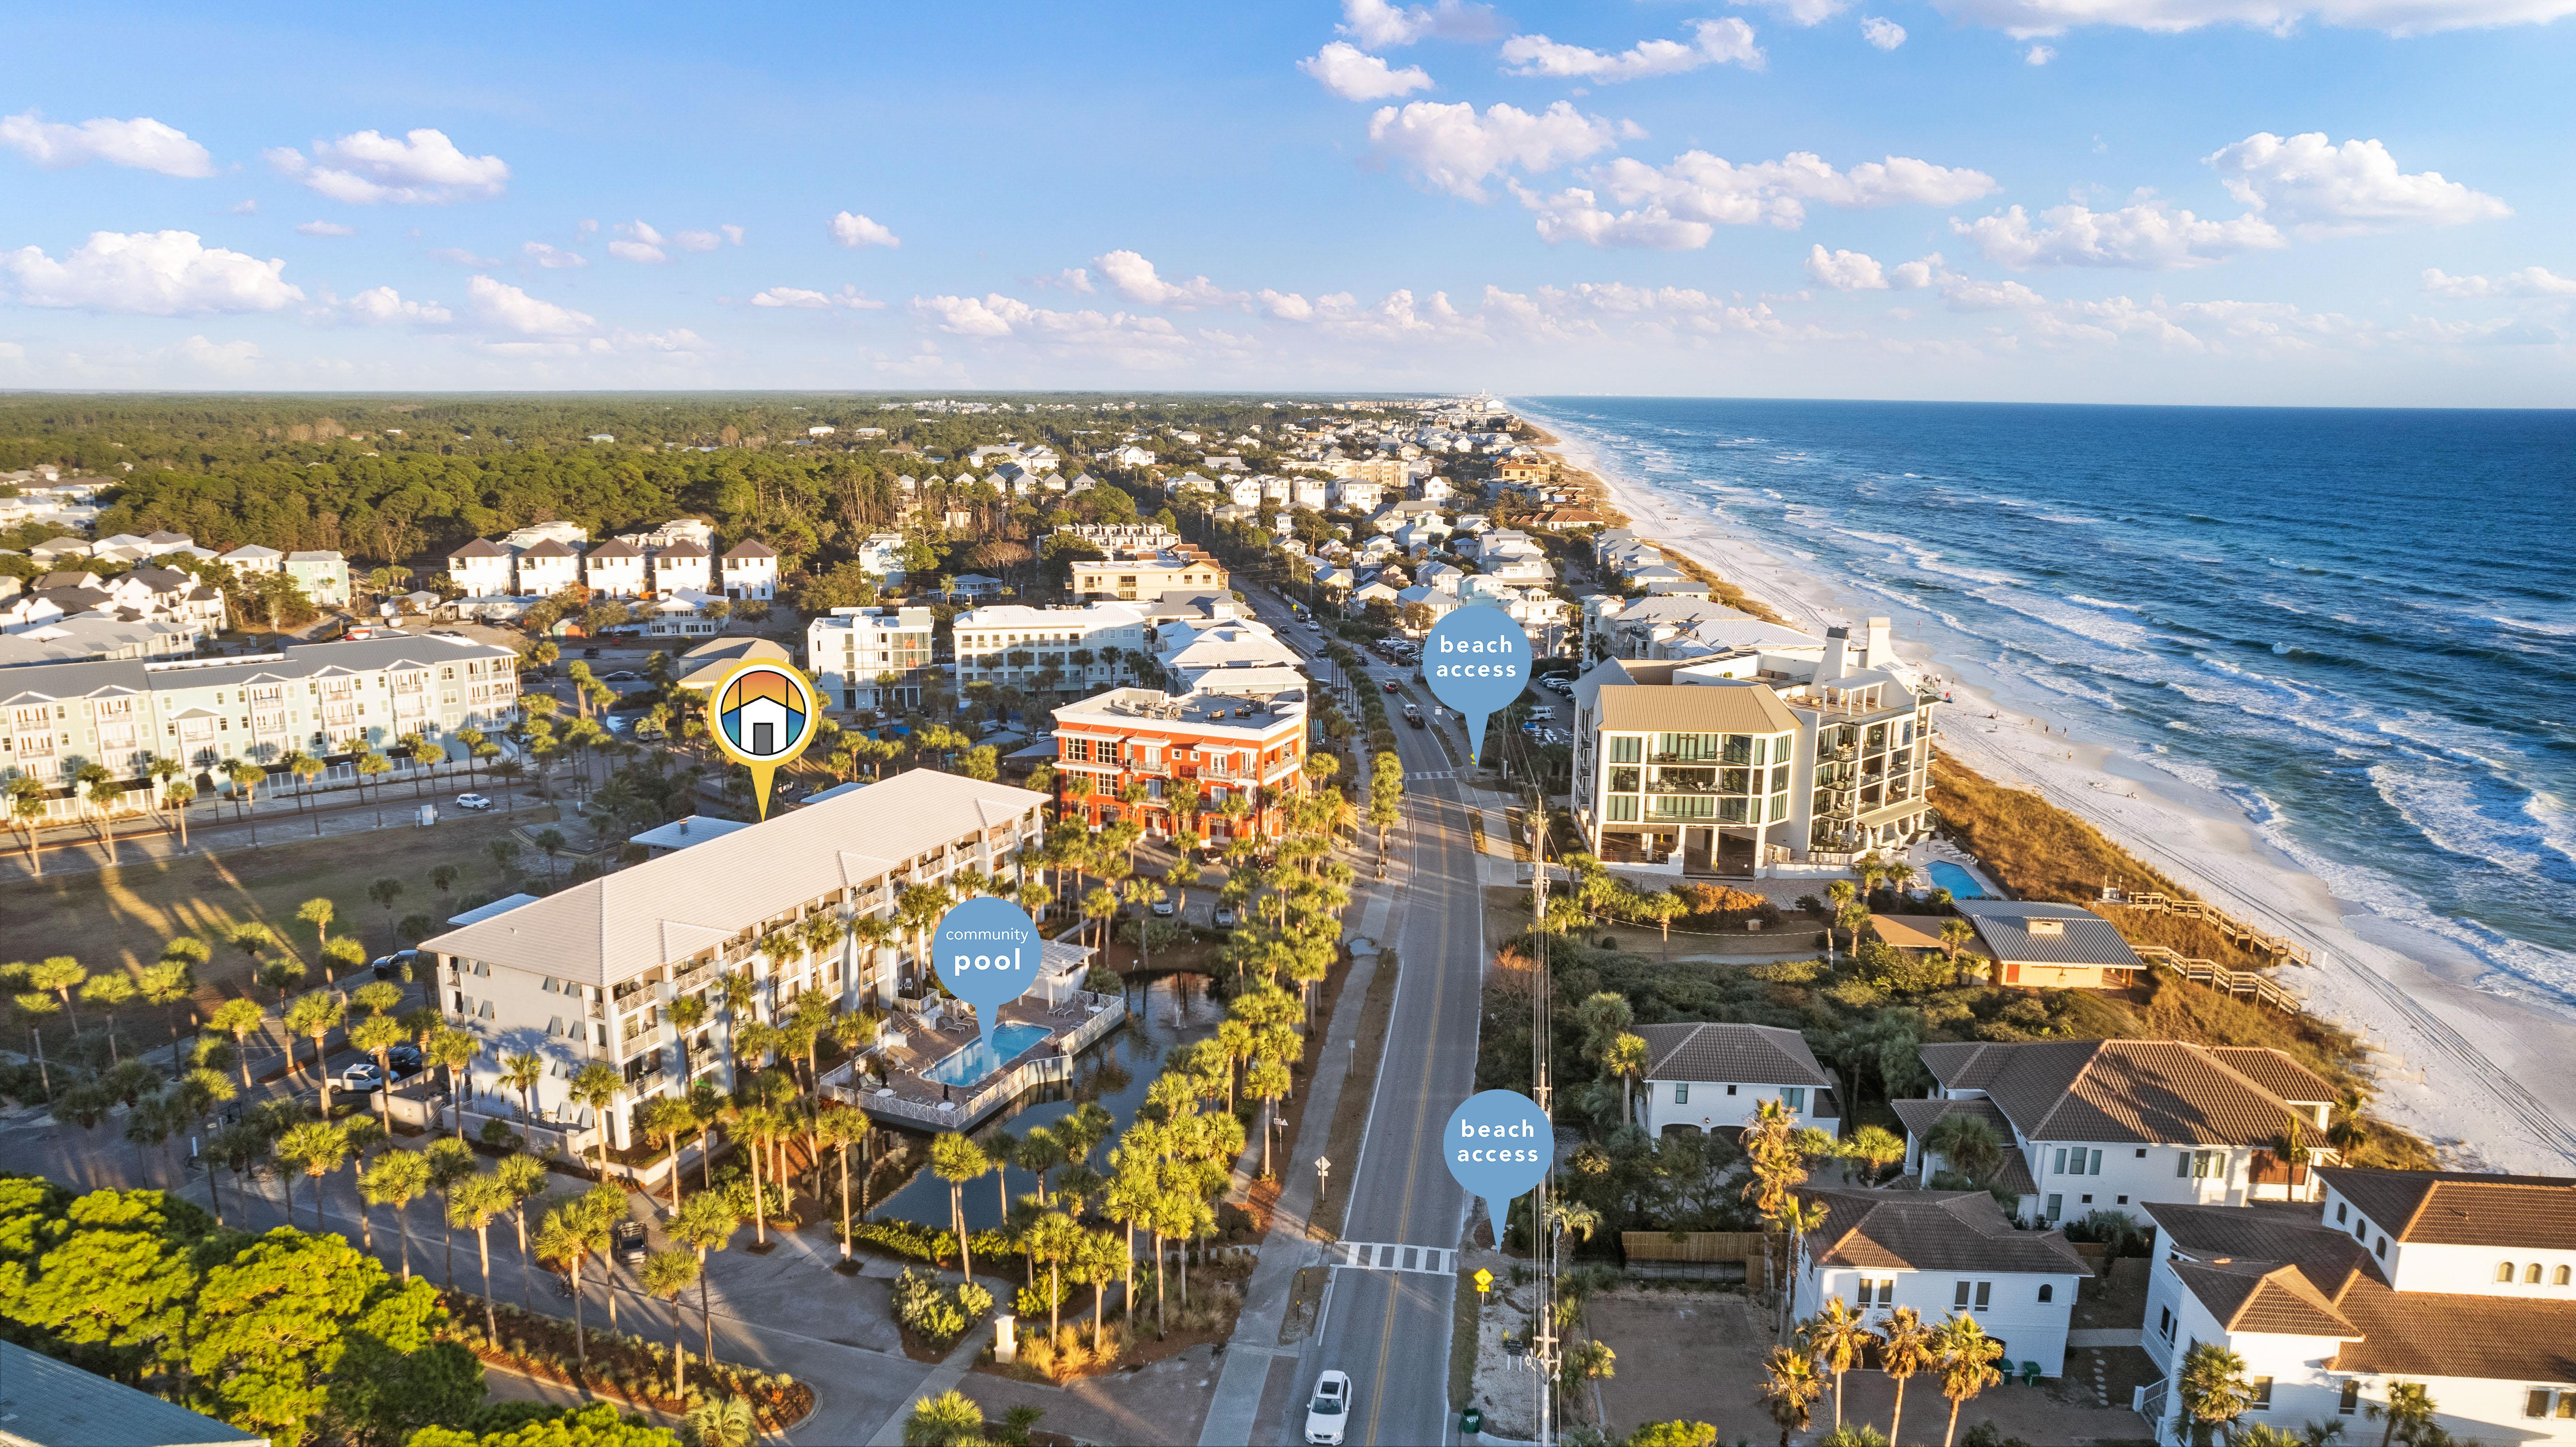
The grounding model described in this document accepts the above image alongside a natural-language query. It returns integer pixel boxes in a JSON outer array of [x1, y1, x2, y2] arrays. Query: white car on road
[[1304, 1370, 1351, 1445], [455, 793, 494, 811]]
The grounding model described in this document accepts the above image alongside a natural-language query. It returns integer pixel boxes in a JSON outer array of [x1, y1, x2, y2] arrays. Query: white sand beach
[[1542, 423, 2576, 1176]]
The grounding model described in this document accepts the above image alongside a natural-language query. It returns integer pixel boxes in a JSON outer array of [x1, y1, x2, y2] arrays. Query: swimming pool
[[1925, 861, 1987, 899], [919, 1022, 1053, 1087]]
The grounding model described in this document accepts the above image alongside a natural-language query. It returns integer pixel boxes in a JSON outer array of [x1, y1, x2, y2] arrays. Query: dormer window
[[2028, 918, 2065, 937]]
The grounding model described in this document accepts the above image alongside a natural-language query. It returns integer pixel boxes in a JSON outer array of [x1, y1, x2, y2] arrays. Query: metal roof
[[1590, 681, 1798, 737], [0, 1341, 265, 1447], [1954, 900, 2143, 968], [419, 768, 1046, 986]]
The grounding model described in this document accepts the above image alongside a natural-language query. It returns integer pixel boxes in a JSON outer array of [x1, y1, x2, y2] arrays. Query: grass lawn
[[1, 809, 553, 1037]]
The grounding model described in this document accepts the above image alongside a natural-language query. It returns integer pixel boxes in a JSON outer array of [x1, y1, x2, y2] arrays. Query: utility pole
[[1528, 782, 1558, 1447]]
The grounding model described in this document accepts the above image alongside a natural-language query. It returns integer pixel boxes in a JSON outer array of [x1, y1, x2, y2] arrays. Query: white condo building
[[808, 605, 933, 712], [952, 602, 1147, 695]]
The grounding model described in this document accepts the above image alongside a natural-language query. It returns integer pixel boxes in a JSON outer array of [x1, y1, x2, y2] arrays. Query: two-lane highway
[[1263, 599, 1493, 1446]]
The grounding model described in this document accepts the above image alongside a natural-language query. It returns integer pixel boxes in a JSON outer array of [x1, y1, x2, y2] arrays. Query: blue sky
[[2, 0, 2570, 403]]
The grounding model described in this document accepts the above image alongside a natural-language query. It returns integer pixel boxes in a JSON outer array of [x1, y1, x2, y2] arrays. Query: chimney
[[1821, 626, 1852, 683], [1865, 616, 1894, 670]]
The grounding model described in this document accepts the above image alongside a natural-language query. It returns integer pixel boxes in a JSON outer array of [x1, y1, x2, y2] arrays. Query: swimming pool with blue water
[[1926, 861, 1987, 899], [919, 1022, 1052, 1086]]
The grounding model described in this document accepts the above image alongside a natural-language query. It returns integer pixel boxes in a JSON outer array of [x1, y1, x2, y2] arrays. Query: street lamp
[[1315, 1155, 1332, 1217]]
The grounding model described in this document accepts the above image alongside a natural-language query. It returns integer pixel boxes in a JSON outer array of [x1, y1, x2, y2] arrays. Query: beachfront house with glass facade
[[1569, 618, 1937, 872]]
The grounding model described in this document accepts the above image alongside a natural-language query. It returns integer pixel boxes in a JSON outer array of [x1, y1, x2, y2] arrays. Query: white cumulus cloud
[[1524, 149, 2000, 245], [344, 286, 452, 325], [1944, 276, 2051, 310], [2024, 42, 2058, 60], [1339, 0, 1505, 47], [1927, 0, 2576, 34], [610, 221, 667, 263], [1501, 19, 1766, 80], [1091, 251, 1245, 309], [1366, 100, 1625, 201], [1, 230, 303, 313], [749, 285, 884, 310], [467, 275, 596, 336], [524, 242, 589, 268], [265, 128, 509, 204], [830, 211, 900, 249], [2206, 132, 2510, 235], [1956, 200, 2286, 269], [1805, 245, 1889, 289], [2419, 266, 2576, 298], [0, 110, 215, 177], [1862, 16, 1910, 45], [1300, 41, 1436, 100]]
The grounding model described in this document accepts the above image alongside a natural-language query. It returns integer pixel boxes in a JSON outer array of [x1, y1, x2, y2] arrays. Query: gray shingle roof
[[1637, 1022, 1830, 1087], [1953, 900, 2142, 968], [420, 768, 1047, 986], [1800, 1186, 2090, 1276], [1917, 1039, 2325, 1147]]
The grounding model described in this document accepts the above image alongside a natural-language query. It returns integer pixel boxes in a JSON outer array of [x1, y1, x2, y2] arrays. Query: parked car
[[613, 1219, 648, 1263], [370, 949, 419, 981], [387, 1043, 424, 1078], [1213, 904, 1238, 929], [581, 646, 601, 658], [455, 792, 493, 811], [1305, 1371, 1352, 1446], [1151, 896, 1177, 918], [602, 670, 641, 682], [339, 1061, 386, 1093]]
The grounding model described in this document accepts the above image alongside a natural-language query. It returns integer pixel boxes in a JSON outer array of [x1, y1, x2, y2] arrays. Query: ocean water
[[1519, 397, 2576, 1006]]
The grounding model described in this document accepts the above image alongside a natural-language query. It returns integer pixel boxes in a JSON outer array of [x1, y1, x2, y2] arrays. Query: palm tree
[[670, 1190, 742, 1370], [351, 1013, 405, 1119], [210, 997, 264, 1087], [162, 776, 196, 851], [424, 1136, 477, 1289], [1801, 1297, 1882, 1432], [275, 1119, 348, 1233], [568, 1062, 625, 1179], [639, 1095, 697, 1210], [79, 972, 136, 1061], [1824, 879, 1857, 960], [1759, 1343, 1824, 1447], [904, 1390, 985, 1447], [1877, 1304, 1938, 1447], [285, 991, 346, 1114], [29, 956, 85, 1030], [1023, 1210, 1084, 1337], [535, 1202, 599, 1371], [2177, 1340, 2254, 1447], [429, 1029, 479, 1137], [499, 1050, 545, 1123], [8, 774, 49, 877], [496, 1151, 551, 1310], [931, 1132, 989, 1282], [2367, 1382, 2437, 1447], [1923, 1112, 2005, 1184], [1073, 1227, 1123, 1357], [642, 1249, 702, 1396], [362, 1148, 430, 1280], [450, 1171, 513, 1343], [1601, 1031, 1648, 1128], [816, 1104, 869, 1262], [1932, 1313, 2006, 1447]]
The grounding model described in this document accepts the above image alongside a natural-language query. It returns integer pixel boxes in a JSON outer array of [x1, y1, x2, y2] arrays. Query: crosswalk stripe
[[1331, 1241, 1457, 1275]]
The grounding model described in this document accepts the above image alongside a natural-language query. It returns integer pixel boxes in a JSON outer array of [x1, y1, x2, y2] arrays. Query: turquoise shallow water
[[1925, 862, 1988, 900], [1521, 397, 2576, 1006]]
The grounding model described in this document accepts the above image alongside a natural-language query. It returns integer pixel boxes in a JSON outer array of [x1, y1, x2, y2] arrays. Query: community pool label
[[932, 896, 1046, 1049], [1422, 604, 1531, 766], [704, 660, 820, 819], [1443, 1089, 1551, 1245]]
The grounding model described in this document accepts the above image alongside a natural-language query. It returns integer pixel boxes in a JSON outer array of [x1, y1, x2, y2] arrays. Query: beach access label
[[1444, 1089, 1551, 1244], [1422, 603, 1531, 766], [932, 896, 1045, 1049], [703, 660, 820, 819]]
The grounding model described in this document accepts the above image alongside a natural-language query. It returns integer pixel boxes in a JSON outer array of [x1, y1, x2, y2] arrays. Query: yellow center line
[[1363, 778, 1456, 1446]]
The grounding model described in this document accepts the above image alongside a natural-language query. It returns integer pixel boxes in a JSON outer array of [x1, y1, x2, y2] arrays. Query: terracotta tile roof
[[448, 537, 509, 559], [2317, 1167, 2576, 1249], [2170, 1259, 2358, 1337], [1917, 1040, 2318, 1147], [1637, 1022, 1831, 1088], [2147, 1198, 2576, 1382], [1889, 1097, 2038, 1196], [1800, 1186, 2090, 1276], [2206, 1047, 2337, 1105]]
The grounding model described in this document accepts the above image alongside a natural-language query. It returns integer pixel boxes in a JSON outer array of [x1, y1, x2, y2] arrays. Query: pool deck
[[818, 991, 1126, 1131]]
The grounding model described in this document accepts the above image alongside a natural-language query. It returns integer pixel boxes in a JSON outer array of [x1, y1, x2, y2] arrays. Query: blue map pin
[[1444, 1089, 1552, 1246], [931, 896, 1045, 1051], [1422, 603, 1532, 767]]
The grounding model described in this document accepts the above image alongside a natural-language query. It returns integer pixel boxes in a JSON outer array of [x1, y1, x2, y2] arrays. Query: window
[[2037, 1284, 2053, 1303], [1673, 1083, 1688, 1104], [2338, 1381, 2359, 1416], [2501, 1262, 2519, 1283], [1726, 1084, 1738, 1096], [2247, 1378, 2273, 1411], [2528, 1263, 2545, 1284], [2375, 1238, 2386, 1259], [2136, 1148, 2148, 1158], [2336, 1202, 2348, 1224], [2559, 1266, 2573, 1286], [1782, 1088, 1805, 1111], [1609, 735, 1642, 764], [2046, 1194, 2063, 1220], [1954, 1281, 1973, 1309], [1973, 1282, 1991, 1311], [1876, 1279, 1894, 1307], [2528, 1390, 2554, 1420], [2157, 1307, 2175, 1343]]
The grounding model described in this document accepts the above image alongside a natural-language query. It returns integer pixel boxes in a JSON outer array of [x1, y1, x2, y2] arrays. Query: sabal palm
[[357, 1153, 427, 1279], [1760, 1343, 1824, 1447], [671, 1190, 742, 1368], [641, 1248, 702, 1396], [1800, 1296, 1882, 1431], [1876, 1304, 1939, 1447], [1932, 1313, 2006, 1447], [929, 1132, 989, 1281]]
